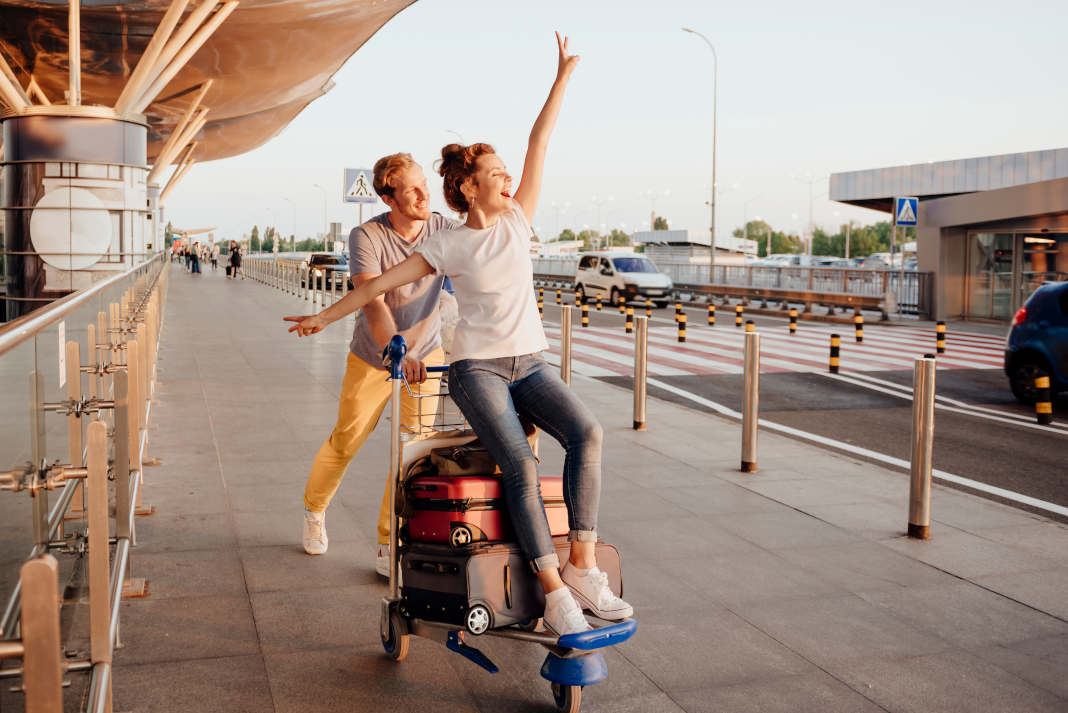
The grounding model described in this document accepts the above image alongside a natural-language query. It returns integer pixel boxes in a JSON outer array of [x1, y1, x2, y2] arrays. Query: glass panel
[[967, 233, 1014, 319], [1019, 233, 1068, 307]]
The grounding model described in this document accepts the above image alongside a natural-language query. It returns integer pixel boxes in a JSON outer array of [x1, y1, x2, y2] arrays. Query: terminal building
[[830, 148, 1068, 322]]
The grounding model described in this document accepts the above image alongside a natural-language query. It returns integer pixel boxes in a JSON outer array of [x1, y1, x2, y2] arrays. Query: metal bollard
[[936, 321, 946, 354], [625, 306, 634, 334], [854, 312, 864, 342], [1035, 376, 1053, 425], [708, 303, 716, 326], [741, 331, 760, 472], [829, 334, 841, 373], [908, 355, 937, 539], [560, 305, 573, 386], [735, 304, 744, 327], [677, 313, 687, 343], [581, 302, 589, 328], [645, 298, 652, 317], [745, 319, 755, 333], [633, 315, 648, 430], [789, 307, 798, 334], [596, 294, 603, 311]]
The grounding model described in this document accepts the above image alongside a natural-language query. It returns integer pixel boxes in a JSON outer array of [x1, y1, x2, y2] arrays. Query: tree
[[653, 216, 670, 231]]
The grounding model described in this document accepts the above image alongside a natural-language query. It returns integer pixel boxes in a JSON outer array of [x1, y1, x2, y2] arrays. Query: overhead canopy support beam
[[146, 79, 211, 180], [147, 108, 207, 185], [160, 153, 197, 202], [131, 1, 239, 115], [0, 52, 29, 111], [114, 0, 192, 115], [69, 0, 81, 106]]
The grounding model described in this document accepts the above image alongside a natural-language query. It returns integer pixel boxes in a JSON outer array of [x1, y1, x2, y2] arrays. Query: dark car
[[1004, 281, 1068, 403], [302, 252, 351, 290]]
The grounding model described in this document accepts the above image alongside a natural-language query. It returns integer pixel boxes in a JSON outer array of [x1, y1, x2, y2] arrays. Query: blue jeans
[[449, 354, 602, 572]]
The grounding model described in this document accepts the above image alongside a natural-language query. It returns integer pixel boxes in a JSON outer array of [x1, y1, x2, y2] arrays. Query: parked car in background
[[301, 252, 351, 289], [1005, 281, 1068, 403], [574, 252, 673, 307]]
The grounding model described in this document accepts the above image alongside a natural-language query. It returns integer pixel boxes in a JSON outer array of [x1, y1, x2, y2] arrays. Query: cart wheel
[[518, 617, 542, 632], [381, 611, 410, 661], [449, 525, 473, 547], [464, 604, 491, 636], [551, 683, 582, 713]]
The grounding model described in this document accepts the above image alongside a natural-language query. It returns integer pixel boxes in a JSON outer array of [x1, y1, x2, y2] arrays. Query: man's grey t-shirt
[[349, 212, 459, 367]]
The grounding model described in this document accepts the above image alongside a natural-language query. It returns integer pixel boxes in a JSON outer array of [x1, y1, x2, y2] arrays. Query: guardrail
[[531, 257, 932, 318], [0, 253, 167, 713]]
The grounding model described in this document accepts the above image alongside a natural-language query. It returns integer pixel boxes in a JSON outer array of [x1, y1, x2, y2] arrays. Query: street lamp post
[[312, 183, 327, 249], [683, 27, 717, 278]]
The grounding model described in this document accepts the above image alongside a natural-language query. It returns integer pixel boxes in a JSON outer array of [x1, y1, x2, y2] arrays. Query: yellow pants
[[303, 348, 443, 543]]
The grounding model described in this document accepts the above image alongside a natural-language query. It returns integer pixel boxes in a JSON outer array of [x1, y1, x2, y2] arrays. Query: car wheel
[[575, 284, 586, 304], [1009, 357, 1050, 405]]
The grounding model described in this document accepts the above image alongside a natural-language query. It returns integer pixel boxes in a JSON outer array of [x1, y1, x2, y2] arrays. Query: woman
[[286, 33, 631, 636]]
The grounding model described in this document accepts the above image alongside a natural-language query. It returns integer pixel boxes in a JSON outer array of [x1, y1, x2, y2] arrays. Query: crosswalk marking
[[542, 317, 1005, 379]]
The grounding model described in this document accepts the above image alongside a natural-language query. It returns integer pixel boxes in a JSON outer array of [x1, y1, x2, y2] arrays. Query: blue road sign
[[894, 196, 918, 226], [343, 168, 376, 204]]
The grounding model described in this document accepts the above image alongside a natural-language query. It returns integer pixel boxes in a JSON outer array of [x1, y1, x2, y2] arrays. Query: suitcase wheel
[[464, 603, 492, 636], [449, 525, 474, 548]]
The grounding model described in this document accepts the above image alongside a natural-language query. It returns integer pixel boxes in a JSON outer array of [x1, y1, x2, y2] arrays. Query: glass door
[[966, 233, 1015, 319]]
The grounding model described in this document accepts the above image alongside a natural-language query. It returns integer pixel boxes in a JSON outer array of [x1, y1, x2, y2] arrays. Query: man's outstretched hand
[[284, 314, 327, 337]]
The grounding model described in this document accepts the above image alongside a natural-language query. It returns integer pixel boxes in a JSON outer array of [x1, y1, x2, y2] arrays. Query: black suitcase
[[399, 536, 623, 635]]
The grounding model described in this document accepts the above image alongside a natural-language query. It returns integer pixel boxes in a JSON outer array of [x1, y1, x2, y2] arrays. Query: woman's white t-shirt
[[415, 201, 549, 361]]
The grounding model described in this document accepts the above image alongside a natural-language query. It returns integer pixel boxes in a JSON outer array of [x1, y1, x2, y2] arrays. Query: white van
[[573, 252, 673, 307]]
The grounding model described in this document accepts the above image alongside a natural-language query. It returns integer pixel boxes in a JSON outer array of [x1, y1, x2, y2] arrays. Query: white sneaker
[[302, 509, 328, 555], [561, 564, 633, 620], [543, 589, 591, 637], [375, 544, 389, 578]]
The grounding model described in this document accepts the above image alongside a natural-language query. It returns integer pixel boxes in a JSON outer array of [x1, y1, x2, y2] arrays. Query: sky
[[165, 0, 1067, 243]]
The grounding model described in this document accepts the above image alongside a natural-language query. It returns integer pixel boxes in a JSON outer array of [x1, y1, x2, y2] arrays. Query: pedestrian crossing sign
[[894, 197, 918, 226], [343, 168, 376, 204]]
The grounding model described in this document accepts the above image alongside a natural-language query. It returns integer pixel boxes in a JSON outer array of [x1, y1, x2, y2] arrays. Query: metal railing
[[0, 252, 167, 713], [531, 256, 932, 318]]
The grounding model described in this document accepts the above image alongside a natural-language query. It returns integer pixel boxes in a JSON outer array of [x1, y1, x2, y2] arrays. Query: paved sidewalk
[[95, 266, 1068, 712]]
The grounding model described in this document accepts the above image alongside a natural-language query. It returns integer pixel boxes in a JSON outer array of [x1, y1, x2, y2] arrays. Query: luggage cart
[[378, 335, 636, 713]]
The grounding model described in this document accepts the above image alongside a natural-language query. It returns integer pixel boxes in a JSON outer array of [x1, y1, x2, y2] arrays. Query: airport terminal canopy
[[0, 0, 416, 162], [830, 149, 1068, 321]]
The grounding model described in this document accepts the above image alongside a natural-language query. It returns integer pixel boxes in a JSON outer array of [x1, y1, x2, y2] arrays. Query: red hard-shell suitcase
[[405, 474, 569, 547]]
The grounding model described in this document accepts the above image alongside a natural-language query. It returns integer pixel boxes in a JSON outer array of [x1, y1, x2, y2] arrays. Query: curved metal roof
[[0, 0, 415, 163]]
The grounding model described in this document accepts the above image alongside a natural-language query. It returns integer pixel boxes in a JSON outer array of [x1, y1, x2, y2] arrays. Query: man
[[292, 153, 459, 575]]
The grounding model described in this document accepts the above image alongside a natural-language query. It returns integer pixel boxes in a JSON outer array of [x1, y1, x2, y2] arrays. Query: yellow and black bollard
[[596, 294, 603, 311], [854, 313, 864, 343], [829, 333, 841, 373], [708, 303, 716, 326], [645, 298, 652, 318], [745, 319, 755, 333], [581, 302, 589, 328], [789, 308, 798, 334], [936, 321, 946, 354], [556, 288, 562, 305], [735, 304, 744, 328], [677, 312, 687, 342], [625, 306, 634, 334], [1035, 376, 1053, 425]]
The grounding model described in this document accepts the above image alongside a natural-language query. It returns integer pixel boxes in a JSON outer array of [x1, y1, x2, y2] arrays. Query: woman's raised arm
[[513, 32, 579, 224], [283, 253, 434, 337]]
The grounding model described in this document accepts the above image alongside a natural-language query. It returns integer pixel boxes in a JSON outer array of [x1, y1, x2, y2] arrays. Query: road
[[539, 300, 1068, 523]]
